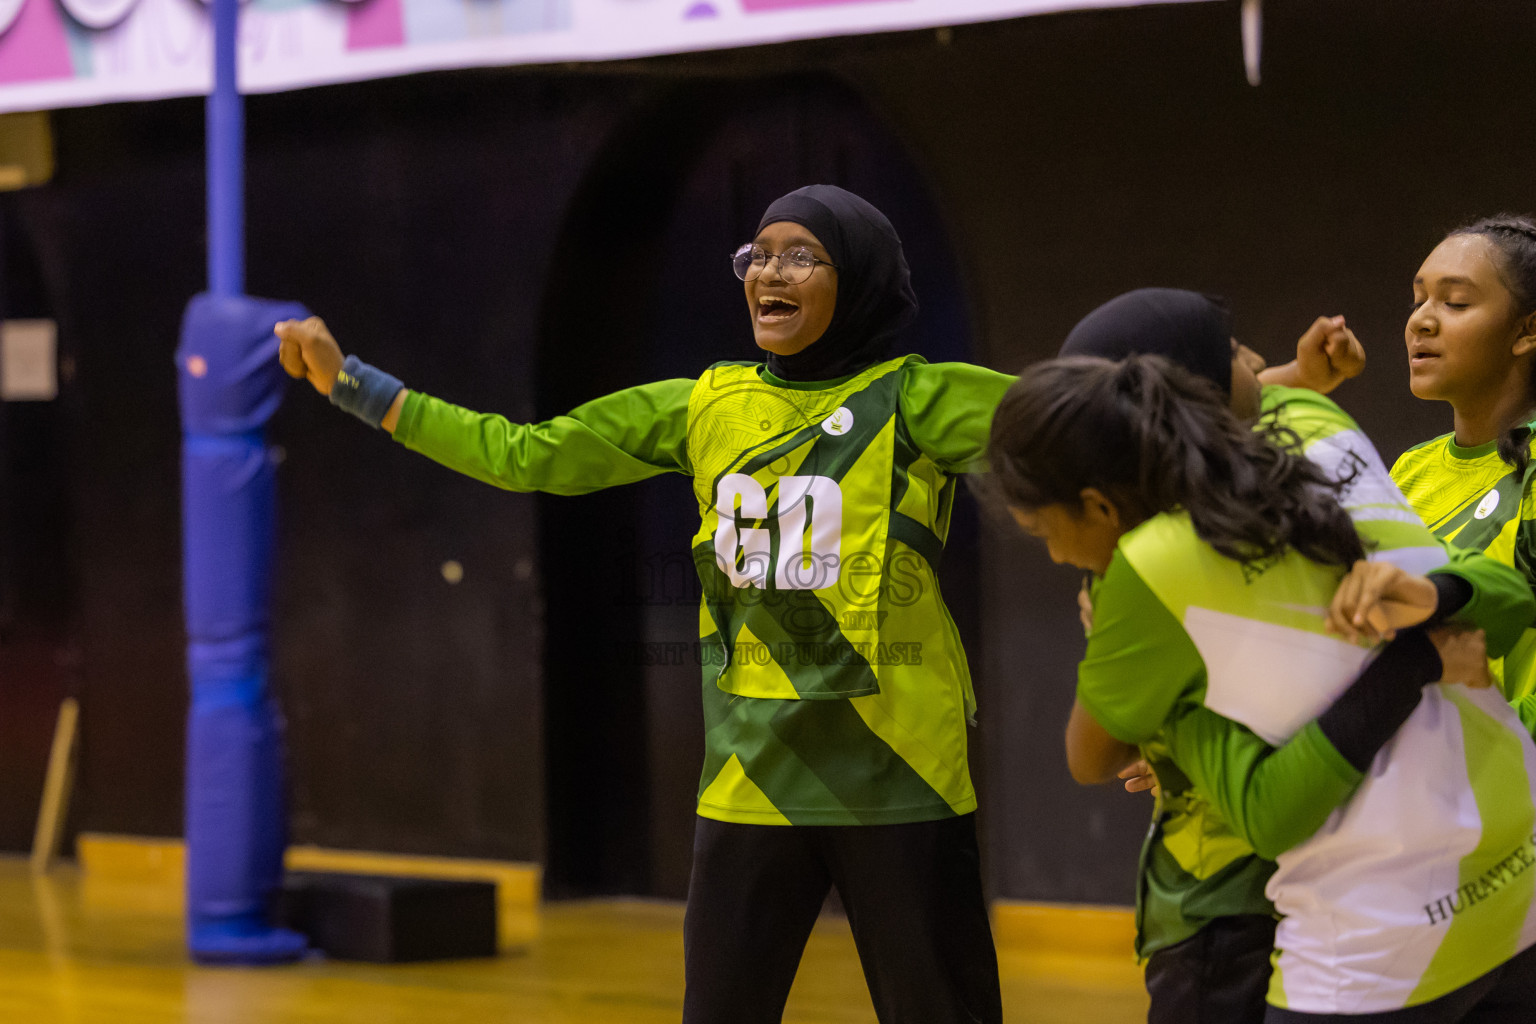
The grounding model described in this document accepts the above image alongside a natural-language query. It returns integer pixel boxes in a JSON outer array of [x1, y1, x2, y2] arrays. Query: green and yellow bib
[[1393, 429, 1536, 702], [685, 357, 978, 826]]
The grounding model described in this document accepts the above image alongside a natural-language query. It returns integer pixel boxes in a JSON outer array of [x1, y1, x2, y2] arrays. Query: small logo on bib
[[1475, 487, 1501, 520], [821, 407, 853, 436]]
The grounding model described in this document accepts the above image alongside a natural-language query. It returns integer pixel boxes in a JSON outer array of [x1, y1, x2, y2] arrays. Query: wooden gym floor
[[0, 857, 1149, 1023]]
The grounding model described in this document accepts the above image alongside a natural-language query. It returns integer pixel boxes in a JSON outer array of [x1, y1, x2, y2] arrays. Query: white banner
[[0, 0, 1206, 114]]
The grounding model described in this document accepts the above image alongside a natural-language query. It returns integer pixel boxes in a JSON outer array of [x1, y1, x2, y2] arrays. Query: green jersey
[[393, 356, 1015, 827], [1392, 426, 1536, 702]]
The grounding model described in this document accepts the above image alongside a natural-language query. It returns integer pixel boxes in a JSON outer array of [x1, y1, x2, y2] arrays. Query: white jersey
[[1255, 390, 1536, 1012], [1266, 686, 1536, 1012]]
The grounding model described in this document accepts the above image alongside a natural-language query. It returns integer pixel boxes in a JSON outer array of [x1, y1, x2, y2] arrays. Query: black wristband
[[1425, 573, 1473, 627], [329, 355, 404, 428], [1316, 630, 1442, 773]]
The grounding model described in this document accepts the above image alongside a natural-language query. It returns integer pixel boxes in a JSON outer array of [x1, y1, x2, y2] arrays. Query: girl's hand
[[1325, 560, 1439, 643], [1294, 315, 1367, 393], [1078, 577, 1094, 635], [1117, 759, 1160, 796], [275, 316, 345, 396], [1429, 625, 1492, 689]]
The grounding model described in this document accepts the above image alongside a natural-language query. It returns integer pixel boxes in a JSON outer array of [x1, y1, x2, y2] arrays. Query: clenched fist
[[275, 316, 345, 396], [1293, 315, 1366, 393]]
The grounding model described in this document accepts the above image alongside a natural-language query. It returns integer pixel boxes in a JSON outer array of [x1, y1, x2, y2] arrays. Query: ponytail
[[1498, 423, 1534, 478], [987, 355, 1364, 570], [1447, 215, 1536, 474]]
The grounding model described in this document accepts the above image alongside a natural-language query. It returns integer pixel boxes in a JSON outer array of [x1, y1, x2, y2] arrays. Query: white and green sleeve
[[1076, 550, 1204, 745]]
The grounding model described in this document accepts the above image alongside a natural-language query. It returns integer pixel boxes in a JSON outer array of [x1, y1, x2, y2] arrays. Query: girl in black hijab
[[1058, 286, 1362, 421], [752, 184, 919, 381], [278, 185, 1014, 1023]]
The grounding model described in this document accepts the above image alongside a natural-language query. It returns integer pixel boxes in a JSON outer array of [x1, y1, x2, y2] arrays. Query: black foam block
[[279, 872, 498, 963]]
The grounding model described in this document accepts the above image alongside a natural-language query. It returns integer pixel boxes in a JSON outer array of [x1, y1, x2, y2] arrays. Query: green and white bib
[[1083, 389, 1536, 1011]]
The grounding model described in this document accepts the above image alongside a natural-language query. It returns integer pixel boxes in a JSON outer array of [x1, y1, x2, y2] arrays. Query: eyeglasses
[[731, 244, 837, 285]]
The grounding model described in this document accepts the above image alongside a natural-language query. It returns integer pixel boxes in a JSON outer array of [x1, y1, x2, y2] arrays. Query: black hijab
[[1058, 288, 1233, 396], [755, 185, 919, 382]]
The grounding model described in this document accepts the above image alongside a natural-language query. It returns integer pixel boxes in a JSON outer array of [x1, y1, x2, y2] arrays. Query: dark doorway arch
[[536, 73, 980, 898], [0, 208, 80, 854]]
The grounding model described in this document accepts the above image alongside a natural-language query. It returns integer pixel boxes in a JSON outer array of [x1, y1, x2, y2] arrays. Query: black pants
[[681, 814, 1003, 1024], [1144, 913, 1277, 1024], [1264, 941, 1536, 1023]]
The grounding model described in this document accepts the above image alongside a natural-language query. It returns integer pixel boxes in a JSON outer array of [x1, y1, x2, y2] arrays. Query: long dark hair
[[1446, 215, 1536, 473], [987, 355, 1364, 570]]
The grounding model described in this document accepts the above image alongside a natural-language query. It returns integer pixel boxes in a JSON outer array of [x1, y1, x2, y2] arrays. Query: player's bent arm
[[1257, 316, 1365, 395], [1256, 362, 1309, 391], [1325, 555, 1524, 649], [1065, 700, 1140, 785], [391, 379, 694, 495], [1431, 546, 1536, 658], [1164, 709, 1360, 860], [1073, 551, 1207, 762], [1165, 629, 1444, 859]]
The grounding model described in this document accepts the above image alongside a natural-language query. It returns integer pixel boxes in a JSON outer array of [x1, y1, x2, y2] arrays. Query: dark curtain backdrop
[[0, 0, 1530, 903]]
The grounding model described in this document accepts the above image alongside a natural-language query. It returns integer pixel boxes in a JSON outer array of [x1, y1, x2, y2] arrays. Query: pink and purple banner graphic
[[0, 0, 1205, 114]]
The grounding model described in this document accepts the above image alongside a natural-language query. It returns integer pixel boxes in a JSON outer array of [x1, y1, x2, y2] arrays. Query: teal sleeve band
[[329, 355, 404, 428]]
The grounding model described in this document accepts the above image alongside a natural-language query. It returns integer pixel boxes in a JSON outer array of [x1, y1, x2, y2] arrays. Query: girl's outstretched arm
[[275, 315, 693, 493], [393, 383, 692, 494]]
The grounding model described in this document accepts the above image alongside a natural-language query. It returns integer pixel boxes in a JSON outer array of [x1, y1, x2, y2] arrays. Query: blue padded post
[[178, 292, 308, 963]]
